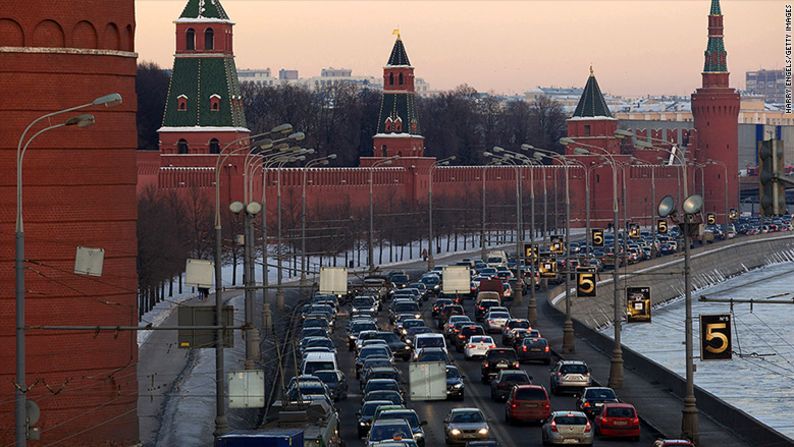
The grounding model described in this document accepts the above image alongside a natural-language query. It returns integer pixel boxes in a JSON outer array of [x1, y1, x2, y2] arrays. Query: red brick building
[[0, 1, 139, 445]]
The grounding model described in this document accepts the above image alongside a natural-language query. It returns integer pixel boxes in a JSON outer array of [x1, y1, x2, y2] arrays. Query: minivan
[[301, 351, 338, 375]]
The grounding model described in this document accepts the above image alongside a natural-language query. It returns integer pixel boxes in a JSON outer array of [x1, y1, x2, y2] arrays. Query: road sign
[[729, 208, 738, 220], [523, 243, 538, 262], [707, 213, 716, 225], [539, 259, 557, 278], [626, 287, 651, 323], [409, 361, 446, 400], [591, 229, 604, 247], [628, 224, 640, 239], [442, 266, 470, 294], [74, 246, 104, 277], [550, 236, 564, 254], [319, 267, 348, 295], [657, 219, 668, 234], [228, 369, 265, 408], [186, 258, 214, 289], [576, 268, 596, 297], [178, 305, 234, 348], [700, 314, 732, 360]]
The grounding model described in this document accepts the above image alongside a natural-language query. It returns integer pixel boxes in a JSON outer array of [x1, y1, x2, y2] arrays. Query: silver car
[[541, 411, 593, 445], [549, 360, 591, 395], [484, 311, 511, 333], [443, 408, 490, 445]]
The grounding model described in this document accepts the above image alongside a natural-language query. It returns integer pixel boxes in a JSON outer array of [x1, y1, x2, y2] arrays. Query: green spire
[[710, 0, 722, 15], [387, 38, 411, 66], [572, 67, 612, 118], [180, 0, 230, 20]]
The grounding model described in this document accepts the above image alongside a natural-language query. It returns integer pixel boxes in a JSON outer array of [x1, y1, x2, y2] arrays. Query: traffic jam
[[282, 242, 697, 447]]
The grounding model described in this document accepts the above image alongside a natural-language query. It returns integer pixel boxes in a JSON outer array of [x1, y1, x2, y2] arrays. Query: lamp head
[[573, 147, 590, 156], [533, 152, 545, 160], [614, 129, 634, 138], [288, 132, 306, 142], [683, 194, 703, 215], [65, 114, 96, 128], [520, 144, 533, 151], [328, 154, 338, 159], [258, 141, 274, 151], [246, 201, 262, 215], [492, 146, 505, 153], [93, 93, 123, 107], [271, 123, 293, 134], [657, 195, 675, 218], [483, 151, 494, 158], [229, 201, 245, 214], [558, 137, 575, 146]]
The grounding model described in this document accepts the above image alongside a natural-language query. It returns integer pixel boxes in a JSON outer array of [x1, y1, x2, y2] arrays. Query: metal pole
[[562, 163, 575, 353], [585, 166, 591, 257], [262, 169, 269, 289], [369, 166, 375, 271], [481, 166, 487, 260], [428, 163, 435, 270], [527, 165, 537, 325], [651, 166, 657, 251], [723, 163, 729, 235], [15, 229, 26, 446], [680, 157, 699, 443], [301, 167, 308, 283], [553, 168, 559, 234], [543, 169, 548, 239], [276, 169, 284, 309], [515, 164, 524, 306], [608, 160, 624, 389]]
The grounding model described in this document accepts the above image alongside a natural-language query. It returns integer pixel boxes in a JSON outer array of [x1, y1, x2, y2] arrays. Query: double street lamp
[[15, 93, 122, 446], [427, 156, 456, 270], [368, 156, 399, 271]]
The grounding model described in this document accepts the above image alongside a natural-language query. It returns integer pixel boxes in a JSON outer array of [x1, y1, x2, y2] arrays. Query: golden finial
[[590, 64, 594, 76], [392, 28, 401, 39]]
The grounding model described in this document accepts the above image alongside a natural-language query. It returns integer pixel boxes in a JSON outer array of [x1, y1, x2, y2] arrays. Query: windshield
[[446, 367, 461, 379], [450, 411, 484, 423], [384, 412, 419, 428], [560, 364, 588, 374], [305, 338, 333, 349], [421, 277, 439, 285], [470, 336, 492, 344], [353, 297, 375, 308], [361, 347, 391, 359], [418, 351, 446, 361], [392, 275, 409, 282], [403, 320, 424, 329], [585, 388, 617, 400], [555, 415, 588, 425], [500, 372, 529, 383], [352, 322, 378, 333], [606, 407, 635, 417], [515, 387, 546, 400], [394, 302, 419, 312], [304, 361, 334, 375], [362, 401, 385, 417], [508, 321, 530, 329], [487, 350, 517, 361], [417, 337, 444, 348], [376, 332, 402, 344], [315, 371, 338, 383], [489, 312, 510, 319]]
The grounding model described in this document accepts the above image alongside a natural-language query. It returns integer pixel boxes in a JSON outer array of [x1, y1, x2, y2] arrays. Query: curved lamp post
[[428, 156, 456, 270], [302, 154, 337, 282], [368, 156, 399, 271]]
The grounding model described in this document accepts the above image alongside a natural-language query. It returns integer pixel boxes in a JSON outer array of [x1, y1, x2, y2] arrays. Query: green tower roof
[[572, 67, 612, 118], [710, 0, 722, 15], [387, 38, 411, 66], [180, 0, 230, 20]]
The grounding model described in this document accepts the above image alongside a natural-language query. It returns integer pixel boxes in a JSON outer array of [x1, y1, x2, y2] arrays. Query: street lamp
[[561, 137, 624, 388], [15, 93, 120, 447], [368, 156, 398, 271], [428, 156, 456, 270], [302, 154, 337, 282]]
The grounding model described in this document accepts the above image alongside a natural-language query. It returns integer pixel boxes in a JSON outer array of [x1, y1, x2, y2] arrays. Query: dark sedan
[[576, 386, 620, 418]]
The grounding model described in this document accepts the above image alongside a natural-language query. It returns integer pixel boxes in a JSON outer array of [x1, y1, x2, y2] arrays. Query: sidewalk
[[533, 291, 751, 447]]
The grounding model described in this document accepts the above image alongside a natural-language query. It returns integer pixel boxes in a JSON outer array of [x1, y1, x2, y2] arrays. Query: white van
[[412, 333, 447, 360], [486, 250, 508, 268], [302, 352, 338, 375]]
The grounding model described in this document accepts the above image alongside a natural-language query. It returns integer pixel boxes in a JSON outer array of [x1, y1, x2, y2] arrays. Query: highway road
[[329, 267, 661, 446]]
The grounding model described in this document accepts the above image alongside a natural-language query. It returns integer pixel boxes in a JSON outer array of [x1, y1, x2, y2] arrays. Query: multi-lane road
[[328, 268, 660, 446]]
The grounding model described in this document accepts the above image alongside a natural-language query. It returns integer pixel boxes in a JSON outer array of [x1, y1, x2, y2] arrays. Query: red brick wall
[[0, 1, 139, 445]]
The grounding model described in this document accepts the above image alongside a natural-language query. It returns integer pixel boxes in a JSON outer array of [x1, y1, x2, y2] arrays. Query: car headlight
[[359, 421, 367, 426], [478, 428, 489, 435], [453, 382, 463, 389], [415, 314, 421, 319], [403, 345, 411, 350], [414, 432, 424, 439], [450, 429, 461, 436]]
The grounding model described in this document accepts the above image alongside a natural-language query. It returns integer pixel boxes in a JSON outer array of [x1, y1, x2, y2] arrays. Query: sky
[[135, 1, 783, 97]]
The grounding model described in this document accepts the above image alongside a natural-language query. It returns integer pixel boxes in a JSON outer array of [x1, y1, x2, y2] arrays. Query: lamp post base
[[276, 289, 285, 311], [608, 348, 624, 389], [681, 396, 699, 444], [562, 318, 575, 353], [244, 327, 261, 369], [213, 416, 229, 439], [263, 302, 273, 334], [526, 294, 537, 327]]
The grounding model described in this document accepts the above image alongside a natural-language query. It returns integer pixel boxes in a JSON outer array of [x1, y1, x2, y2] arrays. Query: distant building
[[236, 66, 429, 93], [237, 68, 275, 86], [746, 69, 785, 104], [279, 68, 299, 80]]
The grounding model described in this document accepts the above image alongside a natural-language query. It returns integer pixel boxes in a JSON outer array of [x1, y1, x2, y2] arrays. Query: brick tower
[[691, 0, 740, 209], [0, 1, 139, 445], [565, 66, 621, 155], [372, 32, 425, 158], [158, 0, 249, 155]]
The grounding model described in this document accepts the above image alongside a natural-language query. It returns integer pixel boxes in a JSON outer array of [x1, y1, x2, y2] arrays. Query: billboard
[[626, 287, 651, 323], [319, 267, 348, 295], [185, 258, 214, 289]]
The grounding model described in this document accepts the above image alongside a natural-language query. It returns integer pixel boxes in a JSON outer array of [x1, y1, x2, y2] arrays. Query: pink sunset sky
[[135, 0, 782, 97]]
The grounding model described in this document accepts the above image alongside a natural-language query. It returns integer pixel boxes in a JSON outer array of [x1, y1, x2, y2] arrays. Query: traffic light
[[758, 139, 786, 216]]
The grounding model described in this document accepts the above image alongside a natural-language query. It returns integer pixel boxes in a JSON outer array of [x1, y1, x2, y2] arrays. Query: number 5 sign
[[700, 314, 732, 360], [576, 268, 596, 297]]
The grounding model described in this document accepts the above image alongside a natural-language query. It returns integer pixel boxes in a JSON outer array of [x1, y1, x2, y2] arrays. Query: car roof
[[303, 352, 336, 360], [551, 410, 587, 417], [415, 333, 444, 339], [559, 359, 587, 365], [450, 407, 481, 414], [602, 402, 634, 408]]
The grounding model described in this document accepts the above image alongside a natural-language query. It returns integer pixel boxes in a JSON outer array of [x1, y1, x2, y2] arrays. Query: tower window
[[389, 72, 394, 86], [384, 117, 392, 132], [204, 28, 214, 50], [186, 28, 195, 50], [394, 117, 403, 132], [178, 139, 189, 154], [381, 145, 387, 157], [399, 72, 404, 85], [583, 124, 591, 136], [209, 94, 221, 112], [209, 138, 220, 154], [177, 95, 188, 111]]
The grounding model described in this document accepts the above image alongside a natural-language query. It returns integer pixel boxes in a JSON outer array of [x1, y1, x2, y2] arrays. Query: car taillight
[[632, 416, 639, 425], [458, 335, 465, 339], [544, 346, 550, 352], [584, 421, 592, 433], [600, 417, 607, 425], [468, 344, 475, 348], [522, 346, 527, 352], [550, 420, 558, 432], [583, 402, 591, 407], [489, 345, 496, 349], [511, 403, 517, 409], [513, 362, 519, 368]]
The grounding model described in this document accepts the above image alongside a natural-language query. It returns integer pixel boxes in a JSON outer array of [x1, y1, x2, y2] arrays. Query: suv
[[549, 360, 591, 395], [481, 348, 519, 383], [489, 369, 532, 402], [504, 384, 551, 425]]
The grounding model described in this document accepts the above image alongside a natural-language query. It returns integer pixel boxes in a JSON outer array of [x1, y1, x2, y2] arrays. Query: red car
[[504, 384, 551, 425], [594, 402, 640, 440]]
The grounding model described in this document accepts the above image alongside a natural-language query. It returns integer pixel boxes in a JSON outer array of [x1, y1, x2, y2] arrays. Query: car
[[361, 366, 402, 388], [549, 360, 592, 395], [443, 408, 490, 445], [475, 299, 501, 321], [517, 337, 551, 364], [432, 298, 453, 317], [372, 404, 407, 423], [358, 400, 394, 437], [299, 336, 337, 355], [390, 300, 421, 324], [489, 369, 532, 402], [301, 351, 338, 375], [377, 409, 428, 447], [446, 365, 465, 400], [353, 296, 379, 316], [348, 320, 380, 350], [314, 369, 347, 401], [501, 319, 531, 344], [363, 390, 405, 406], [464, 335, 496, 360], [408, 282, 429, 301], [285, 380, 331, 402], [541, 411, 593, 446], [438, 304, 465, 328], [396, 319, 426, 338], [576, 387, 620, 419], [300, 327, 329, 340], [374, 331, 413, 361], [504, 384, 551, 425], [390, 273, 411, 289], [444, 315, 473, 336], [454, 324, 486, 352], [481, 348, 519, 383], [484, 311, 511, 333], [413, 333, 447, 357], [361, 339, 390, 349], [356, 330, 381, 352], [356, 345, 394, 378], [594, 403, 640, 440], [367, 418, 415, 446], [420, 275, 441, 294], [363, 378, 403, 397], [414, 347, 451, 364], [447, 320, 476, 344]]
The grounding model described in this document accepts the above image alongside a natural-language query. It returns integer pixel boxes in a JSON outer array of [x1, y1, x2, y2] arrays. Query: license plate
[[614, 421, 627, 425], [531, 348, 541, 351], [497, 361, 508, 367], [562, 440, 578, 444]]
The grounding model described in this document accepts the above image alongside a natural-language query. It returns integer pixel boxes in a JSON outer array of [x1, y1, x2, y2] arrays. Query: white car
[[484, 311, 511, 333], [464, 335, 496, 360], [412, 333, 448, 360], [444, 315, 472, 334]]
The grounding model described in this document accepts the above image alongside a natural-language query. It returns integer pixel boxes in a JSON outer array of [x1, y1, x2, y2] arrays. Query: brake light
[[522, 346, 527, 352], [550, 420, 558, 432], [458, 334, 465, 339], [489, 345, 496, 348], [584, 421, 592, 433], [544, 346, 550, 353], [483, 361, 489, 367], [511, 403, 517, 409], [513, 362, 519, 368], [583, 402, 591, 407], [600, 417, 607, 426], [632, 416, 640, 426], [468, 344, 475, 348]]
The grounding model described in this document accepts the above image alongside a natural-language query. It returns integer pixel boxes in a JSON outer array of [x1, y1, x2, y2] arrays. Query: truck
[[216, 429, 303, 447], [485, 250, 508, 268], [478, 278, 505, 301], [261, 399, 341, 447]]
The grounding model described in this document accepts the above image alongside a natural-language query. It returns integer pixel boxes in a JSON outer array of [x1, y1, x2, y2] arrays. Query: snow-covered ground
[[602, 262, 794, 441]]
